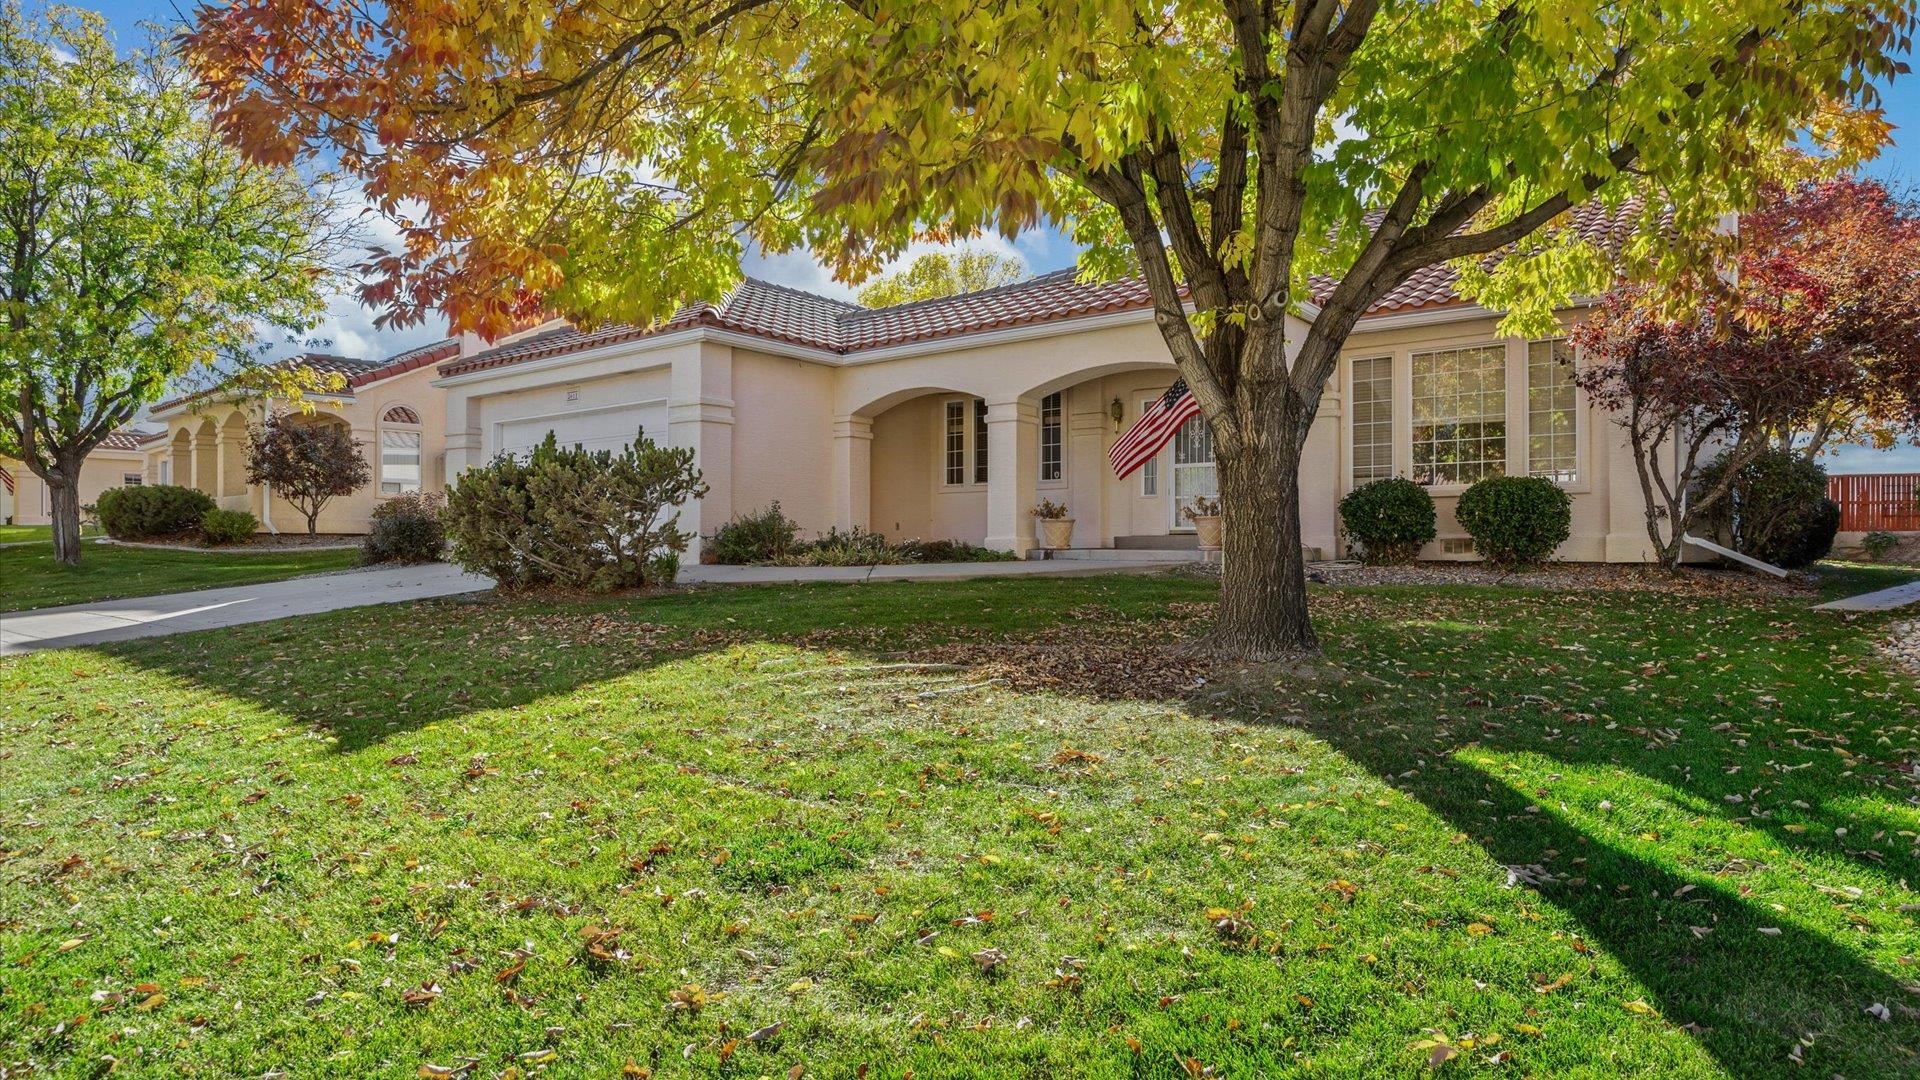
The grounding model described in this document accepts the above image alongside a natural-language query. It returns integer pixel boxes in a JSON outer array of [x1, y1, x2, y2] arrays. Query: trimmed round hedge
[[1338, 477, 1436, 565], [95, 484, 215, 540], [1455, 475, 1571, 569], [199, 508, 259, 545]]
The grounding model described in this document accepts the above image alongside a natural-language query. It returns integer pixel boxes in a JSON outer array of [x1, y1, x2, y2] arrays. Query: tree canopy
[[186, 0, 1914, 654], [0, 4, 344, 563], [857, 250, 1026, 307]]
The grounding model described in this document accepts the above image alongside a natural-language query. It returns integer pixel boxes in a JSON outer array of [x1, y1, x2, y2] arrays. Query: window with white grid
[[1350, 355, 1393, 484], [1527, 339, 1579, 482], [1039, 392, 1063, 482], [944, 400, 967, 485], [1411, 344, 1506, 486]]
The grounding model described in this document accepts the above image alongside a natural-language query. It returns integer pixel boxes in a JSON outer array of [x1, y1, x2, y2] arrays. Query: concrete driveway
[[1, 556, 1194, 655], [0, 563, 492, 654]]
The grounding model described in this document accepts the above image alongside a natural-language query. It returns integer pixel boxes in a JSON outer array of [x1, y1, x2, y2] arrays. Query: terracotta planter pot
[[1039, 517, 1075, 550], [1191, 514, 1223, 550]]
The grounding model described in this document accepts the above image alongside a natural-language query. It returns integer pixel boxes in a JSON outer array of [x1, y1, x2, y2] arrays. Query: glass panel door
[[1170, 413, 1216, 529]]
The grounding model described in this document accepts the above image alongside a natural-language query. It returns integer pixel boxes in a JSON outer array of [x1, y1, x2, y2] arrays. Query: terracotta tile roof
[[348, 337, 461, 388], [97, 429, 159, 452], [438, 200, 1646, 377], [1314, 198, 1646, 315], [154, 353, 394, 413]]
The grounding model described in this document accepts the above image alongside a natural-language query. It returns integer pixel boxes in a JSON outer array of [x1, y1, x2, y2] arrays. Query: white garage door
[[497, 401, 669, 460]]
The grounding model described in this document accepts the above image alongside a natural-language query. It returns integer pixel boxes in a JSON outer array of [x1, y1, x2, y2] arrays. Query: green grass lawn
[[0, 523, 99, 545], [3, 573, 1917, 1077], [0, 541, 361, 611]]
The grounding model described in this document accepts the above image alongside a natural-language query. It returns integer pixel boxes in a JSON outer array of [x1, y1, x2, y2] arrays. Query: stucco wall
[[5, 451, 147, 526], [729, 349, 836, 535], [1337, 311, 1652, 563]]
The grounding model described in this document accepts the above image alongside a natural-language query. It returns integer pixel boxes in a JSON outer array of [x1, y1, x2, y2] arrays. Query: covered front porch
[[827, 343, 1338, 558]]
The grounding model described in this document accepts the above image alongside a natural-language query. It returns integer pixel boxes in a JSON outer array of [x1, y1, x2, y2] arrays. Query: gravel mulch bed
[[1878, 618, 1920, 678]]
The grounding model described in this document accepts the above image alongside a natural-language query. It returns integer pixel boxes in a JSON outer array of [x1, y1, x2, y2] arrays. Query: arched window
[[378, 404, 423, 494]]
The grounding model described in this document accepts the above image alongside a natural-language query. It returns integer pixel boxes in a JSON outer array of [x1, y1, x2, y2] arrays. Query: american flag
[[0, 466, 12, 495], [1109, 379, 1201, 479]]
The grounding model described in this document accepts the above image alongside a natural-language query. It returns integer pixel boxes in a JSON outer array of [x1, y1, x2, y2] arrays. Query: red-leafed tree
[[1736, 176, 1920, 454], [1571, 176, 1920, 570]]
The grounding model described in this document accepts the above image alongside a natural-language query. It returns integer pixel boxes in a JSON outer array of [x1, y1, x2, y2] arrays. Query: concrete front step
[[1028, 547, 1212, 562]]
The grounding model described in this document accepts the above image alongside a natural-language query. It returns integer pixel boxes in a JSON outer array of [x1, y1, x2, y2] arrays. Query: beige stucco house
[[3, 431, 159, 526], [46, 203, 1673, 560], [140, 340, 459, 533], [430, 207, 1664, 562]]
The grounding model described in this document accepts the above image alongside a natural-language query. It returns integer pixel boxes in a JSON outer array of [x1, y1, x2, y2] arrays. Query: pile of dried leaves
[[904, 613, 1217, 701]]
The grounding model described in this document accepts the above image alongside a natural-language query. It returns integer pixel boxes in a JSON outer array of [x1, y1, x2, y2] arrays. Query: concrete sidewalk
[[1, 556, 1192, 655], [1815, 579, 1920, 612]]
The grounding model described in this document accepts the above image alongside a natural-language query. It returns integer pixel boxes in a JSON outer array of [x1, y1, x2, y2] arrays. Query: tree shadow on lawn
[[1188, 587, 1920, 1077], [71, 575, 1920, 1075]]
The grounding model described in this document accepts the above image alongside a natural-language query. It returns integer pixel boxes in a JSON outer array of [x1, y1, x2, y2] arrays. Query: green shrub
[[1338, 477, 1436, 565], [709, 502, 800, 565], [95, 484, 216, 540], [442, 430, 706, 591], [362, 492, 445, 564], [1455, 475, 1572, 568], [1696, 450, 1839, 570], [199, 508, 258, 545], [775, 526, 902, 566], [1864, 530, 1902, 562], [902, 538, 1019, 563]]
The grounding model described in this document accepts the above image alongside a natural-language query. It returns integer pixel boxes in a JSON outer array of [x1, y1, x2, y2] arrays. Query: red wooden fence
[[1830, 473, 1920, 532]]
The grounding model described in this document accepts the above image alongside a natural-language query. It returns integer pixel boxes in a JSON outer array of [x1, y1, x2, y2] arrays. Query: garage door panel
[[496, 403, 669, 460]]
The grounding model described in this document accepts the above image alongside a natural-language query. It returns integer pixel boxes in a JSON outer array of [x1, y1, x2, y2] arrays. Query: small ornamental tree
[[1734, 177, 1920, 455], [246, 415, 372, 534]]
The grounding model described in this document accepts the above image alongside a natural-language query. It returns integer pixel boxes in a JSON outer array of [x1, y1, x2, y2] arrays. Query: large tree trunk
[[47, 471, 83, 567], [1207, 400, 1315, 658]]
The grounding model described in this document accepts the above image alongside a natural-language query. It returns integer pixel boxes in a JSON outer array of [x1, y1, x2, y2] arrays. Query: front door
[[1170, 413, 1217, 530]]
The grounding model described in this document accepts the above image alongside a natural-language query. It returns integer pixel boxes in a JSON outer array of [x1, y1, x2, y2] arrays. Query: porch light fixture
[[1109, 397, 1124, 430]]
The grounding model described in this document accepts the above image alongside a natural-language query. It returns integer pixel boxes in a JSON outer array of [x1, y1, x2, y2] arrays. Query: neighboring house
[[3, 430, 160, 526], [144, 340, 459, 534], [432, 203, 1664, 562]]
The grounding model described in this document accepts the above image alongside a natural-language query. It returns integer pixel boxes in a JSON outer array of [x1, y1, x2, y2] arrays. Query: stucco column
[[212, 432, 227, 504], [983, 398, 1039, 555], [442, 389, 482, 484], [1066, 399, 1107, 545], [669, 342, 735, 558], [831, 415, 873, 533]]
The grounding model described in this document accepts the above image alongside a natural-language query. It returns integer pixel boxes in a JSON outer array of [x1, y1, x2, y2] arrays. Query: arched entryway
[[192, 419, 218, 496], [857, 387, 989, 546], [218, 411, 249, 500], [169, 429, 192, 488]]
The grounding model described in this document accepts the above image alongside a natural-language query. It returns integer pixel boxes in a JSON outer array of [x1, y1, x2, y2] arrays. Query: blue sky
[[87, 3, 1920, 470]]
